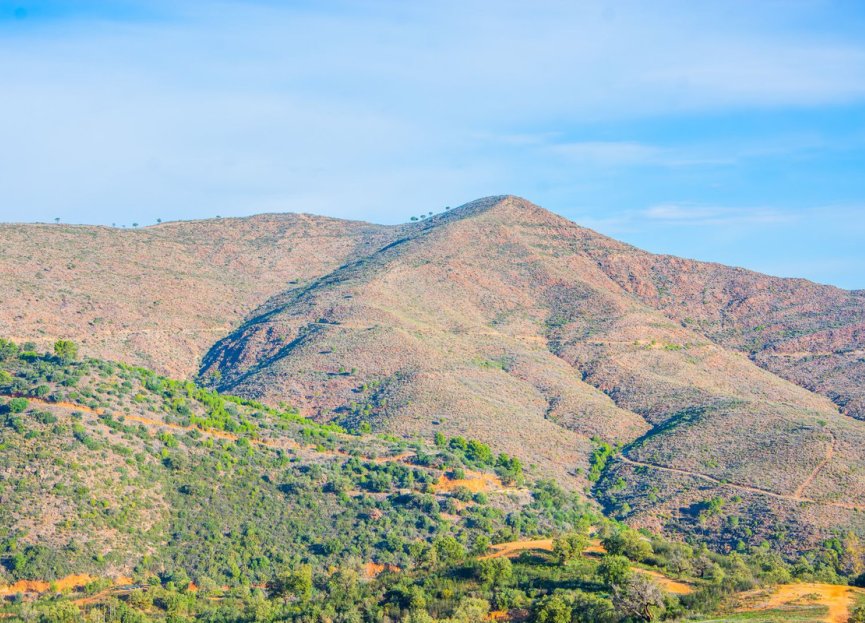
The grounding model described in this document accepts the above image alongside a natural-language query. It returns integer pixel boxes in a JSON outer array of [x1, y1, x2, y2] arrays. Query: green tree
[[275, 564, 313, 602], [54, 339, 79, 363], [0, 339, 19, 360], [603, 528, 653, 562], [477, 557, 513, 588], [452, 597, 490, 623], [7, 397, 28, 413], [597, 554, 631, 587], [552, 532, 588, 564], [571, 590, 617, 623], [533, 593, 571, 623], [434, 535, 466, 565]]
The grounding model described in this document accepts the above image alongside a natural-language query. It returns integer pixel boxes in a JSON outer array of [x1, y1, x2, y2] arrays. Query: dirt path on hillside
[[479, 539, 554, 560], [793, 432, 836, 498], [738, 582, 864, 623], [633, 569, 693, 595], [478, 538, 693, 594], [618, 455, 863, 512]]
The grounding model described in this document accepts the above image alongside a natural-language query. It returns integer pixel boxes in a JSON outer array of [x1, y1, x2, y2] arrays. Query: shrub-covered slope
[[0, 214, 394, 377], [4, 196, 865, 556], [0, 340, 564, 587]]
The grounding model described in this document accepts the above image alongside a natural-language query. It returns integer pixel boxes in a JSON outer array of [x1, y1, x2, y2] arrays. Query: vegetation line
[[0, 393, 417, 465]]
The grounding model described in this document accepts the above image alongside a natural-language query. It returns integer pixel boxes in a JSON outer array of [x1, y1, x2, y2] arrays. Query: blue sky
[[1, 1, 864, 288]]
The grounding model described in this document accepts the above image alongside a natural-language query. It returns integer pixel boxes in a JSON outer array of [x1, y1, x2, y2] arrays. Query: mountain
[[3, 196, 865, 553]]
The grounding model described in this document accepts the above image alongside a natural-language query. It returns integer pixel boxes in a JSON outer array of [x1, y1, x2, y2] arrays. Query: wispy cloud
[[642, 204, 793, 226]]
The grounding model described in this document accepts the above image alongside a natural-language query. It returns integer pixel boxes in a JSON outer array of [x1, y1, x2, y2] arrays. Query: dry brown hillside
[[0, 214, 393, 376], [584, 235, 865, 420], [4, 195, 865, 551]]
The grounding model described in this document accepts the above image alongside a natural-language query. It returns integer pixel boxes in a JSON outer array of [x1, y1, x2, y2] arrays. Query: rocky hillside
[[3, 196, 865, 552]]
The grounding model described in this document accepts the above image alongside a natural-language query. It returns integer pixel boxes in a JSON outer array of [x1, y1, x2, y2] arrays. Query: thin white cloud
[[643, 204, 793, 225]]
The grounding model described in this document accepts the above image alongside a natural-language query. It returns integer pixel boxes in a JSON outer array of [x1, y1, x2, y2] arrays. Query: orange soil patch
[[364, 562, 400, 578], [0, 574, 95, 596], [584, 538, 606, 555], [634, 569, 693, 595], [487, 610, 510, 621], [738, 582, 864, 623], [479, 539, 554, 560], [435, 471, 504, 493]]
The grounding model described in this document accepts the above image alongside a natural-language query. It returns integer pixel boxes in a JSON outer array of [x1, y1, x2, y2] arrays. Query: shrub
[[603, 528, 653, 562], [597, 554, 631, 586], [8, 397, 28, 413]]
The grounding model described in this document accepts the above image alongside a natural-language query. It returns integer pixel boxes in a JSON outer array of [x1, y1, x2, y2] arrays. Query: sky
[[1, 1, 864, 288]]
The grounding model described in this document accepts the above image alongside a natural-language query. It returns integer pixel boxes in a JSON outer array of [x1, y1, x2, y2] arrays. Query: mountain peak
[[418, 194, 564, 230]]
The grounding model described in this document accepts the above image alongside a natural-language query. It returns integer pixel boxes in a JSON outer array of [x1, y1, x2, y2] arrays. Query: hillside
[[0, 214, 393, 377], [0, 339, 547, 585], [3, 196, 865, 554]]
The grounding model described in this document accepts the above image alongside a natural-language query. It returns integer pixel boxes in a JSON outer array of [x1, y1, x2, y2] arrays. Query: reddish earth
[[363, 562, 400, 578], [435, 471, 507, 494], [737, 582, 865, 623], [0, 574, 133, 597]]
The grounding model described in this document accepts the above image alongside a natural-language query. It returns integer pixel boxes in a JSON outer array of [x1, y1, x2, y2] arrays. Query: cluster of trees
[[0, 341, 587, 591], [433, 433, 524, 485]]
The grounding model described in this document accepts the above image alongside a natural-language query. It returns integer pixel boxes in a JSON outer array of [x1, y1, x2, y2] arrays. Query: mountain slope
[[197, 196, 865, 550], [0, 341, 559, 586], [584, 236, 865, 420]]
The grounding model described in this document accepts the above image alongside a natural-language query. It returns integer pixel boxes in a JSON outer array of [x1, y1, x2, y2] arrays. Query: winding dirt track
[[619, 447, 862, 512], [793, 432, 836, 498]]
